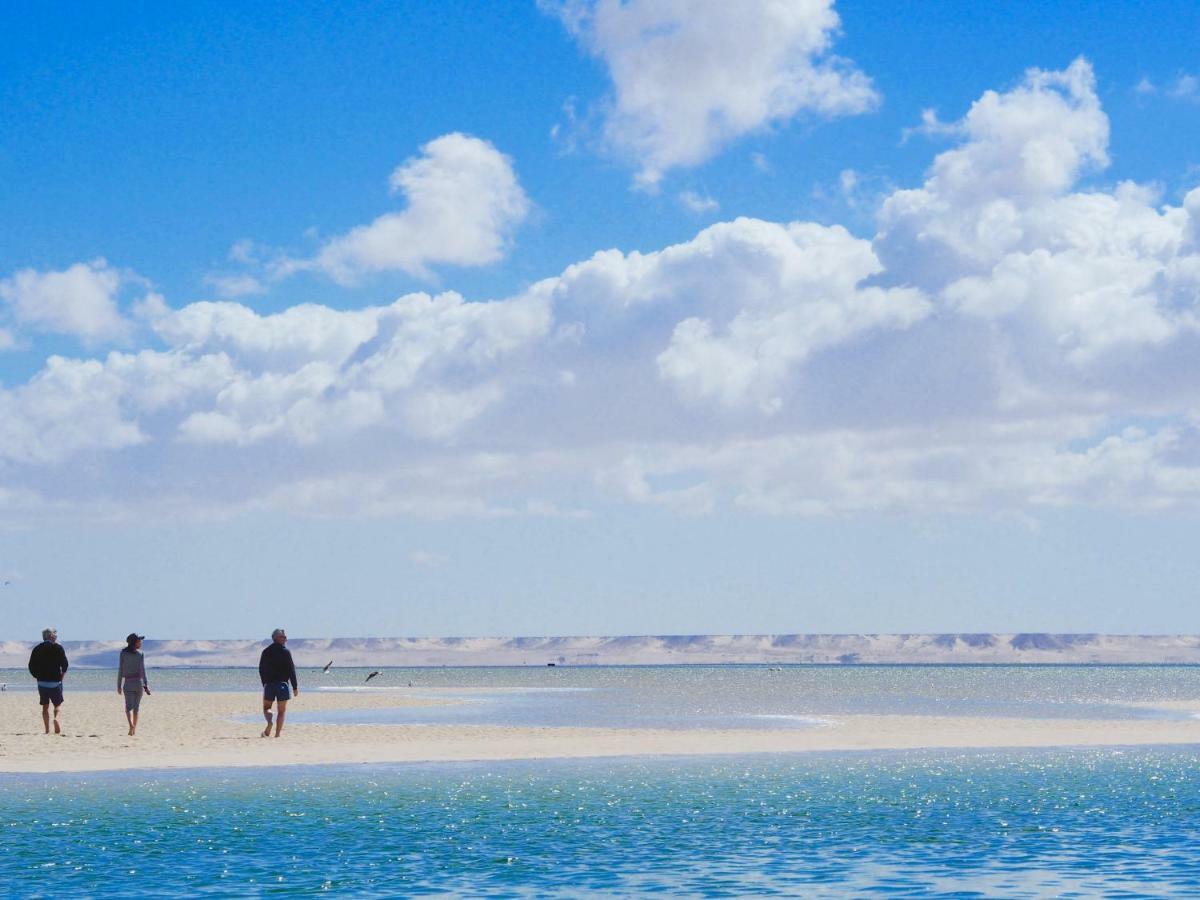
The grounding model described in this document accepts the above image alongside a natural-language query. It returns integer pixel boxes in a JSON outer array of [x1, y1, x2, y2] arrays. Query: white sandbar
[[2, 690, 1199, 774]]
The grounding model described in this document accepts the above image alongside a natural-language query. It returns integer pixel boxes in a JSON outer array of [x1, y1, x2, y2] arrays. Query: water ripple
[[3, 748, 1200, 896]]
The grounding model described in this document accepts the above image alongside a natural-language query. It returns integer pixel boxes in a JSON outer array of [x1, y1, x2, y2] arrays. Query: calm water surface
[[3, 749, 1200, 897], [6, 664, 1200, 727]]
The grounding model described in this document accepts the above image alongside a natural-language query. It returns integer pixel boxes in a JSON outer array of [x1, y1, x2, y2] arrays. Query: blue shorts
[[263, 681, 292, 702], [37, 684, 64, 706]]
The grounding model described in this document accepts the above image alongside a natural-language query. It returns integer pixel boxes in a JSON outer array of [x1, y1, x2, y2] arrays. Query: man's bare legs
[[41, 703, 61, 734], [261, 698, 288, 736]]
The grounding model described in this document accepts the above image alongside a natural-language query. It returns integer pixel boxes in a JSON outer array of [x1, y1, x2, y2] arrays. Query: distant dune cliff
[[2, 634, 1200, 667]]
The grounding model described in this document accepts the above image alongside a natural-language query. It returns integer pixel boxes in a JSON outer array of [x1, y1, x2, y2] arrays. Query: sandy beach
[[3, 689, 1200, 774]]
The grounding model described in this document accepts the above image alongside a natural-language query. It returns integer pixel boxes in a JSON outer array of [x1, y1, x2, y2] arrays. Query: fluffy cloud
[[0, 351, 235, 464], [293, 133, 530, 283], [548, 0, 877, 186], [0, 288, 553, 463], [0, 259, 131, 343], [168, 288, 552, 448], [879, 59, 1110, 274], [880, 59, 1199, 365], [151, 301, 380, 371], [546, 218, 928, 411]]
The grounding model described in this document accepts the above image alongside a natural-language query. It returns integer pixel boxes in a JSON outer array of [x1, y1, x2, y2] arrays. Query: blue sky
[[2, 0, 1199, 639]]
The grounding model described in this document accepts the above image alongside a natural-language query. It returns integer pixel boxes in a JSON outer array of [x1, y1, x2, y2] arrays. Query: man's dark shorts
[[263, 681, 291, 702], [37, 684, 64, 707]]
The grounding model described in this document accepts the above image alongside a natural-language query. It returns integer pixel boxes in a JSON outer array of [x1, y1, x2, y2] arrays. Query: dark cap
[[126, 633, 145, 644]]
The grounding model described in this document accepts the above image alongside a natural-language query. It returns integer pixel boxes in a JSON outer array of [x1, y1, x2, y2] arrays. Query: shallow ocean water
[[5, 664, 1200, 727], [3, 748, 1200, 897]]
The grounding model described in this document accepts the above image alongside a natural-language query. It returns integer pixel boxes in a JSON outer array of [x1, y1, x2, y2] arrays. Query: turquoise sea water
[[3, 749, 1200, 896]]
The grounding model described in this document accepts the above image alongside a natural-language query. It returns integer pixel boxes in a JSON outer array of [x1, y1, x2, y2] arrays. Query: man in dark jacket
[[258, 628, 298, 738], [28, 627, 69, 734]]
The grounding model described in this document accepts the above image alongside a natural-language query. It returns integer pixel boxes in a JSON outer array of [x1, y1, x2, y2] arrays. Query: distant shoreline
[[7, 661, 1200, 671]]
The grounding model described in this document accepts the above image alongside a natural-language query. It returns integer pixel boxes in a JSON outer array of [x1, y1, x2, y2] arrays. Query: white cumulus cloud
[[0, 259, 132, 343], [0, 349, 245, 465], [547, 217, 928, 412], [548, 0, 877, 187], [294, 133, 530, 283], [879, 58, 1200, 365]]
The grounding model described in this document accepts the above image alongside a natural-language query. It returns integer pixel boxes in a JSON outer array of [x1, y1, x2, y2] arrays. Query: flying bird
[[365, 671, 381, 683], [322, 660, 333, 673]]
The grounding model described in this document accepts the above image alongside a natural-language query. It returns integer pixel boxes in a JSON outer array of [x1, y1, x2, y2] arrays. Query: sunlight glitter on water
[[4, 748, 1200, 896]]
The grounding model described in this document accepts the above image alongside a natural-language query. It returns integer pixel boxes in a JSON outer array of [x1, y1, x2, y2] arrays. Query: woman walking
[[117, 633, 151, 735]]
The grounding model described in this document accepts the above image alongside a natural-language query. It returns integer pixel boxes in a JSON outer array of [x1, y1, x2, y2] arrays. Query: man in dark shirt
[[258, 628, 298, 738], [27, 627, 69, 734]]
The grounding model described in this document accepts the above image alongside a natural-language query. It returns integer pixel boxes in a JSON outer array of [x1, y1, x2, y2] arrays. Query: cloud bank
[[2, 60, 1200, 524]]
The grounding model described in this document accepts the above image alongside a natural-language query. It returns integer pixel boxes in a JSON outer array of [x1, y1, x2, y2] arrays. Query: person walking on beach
[[117, 633, 151, 735], [259, 628, 298, 738], [27, 627, 68, 735]]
